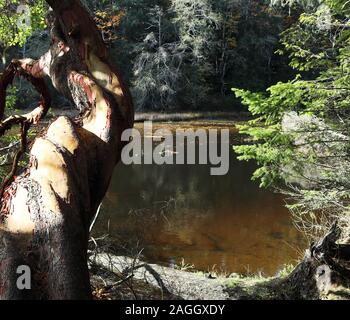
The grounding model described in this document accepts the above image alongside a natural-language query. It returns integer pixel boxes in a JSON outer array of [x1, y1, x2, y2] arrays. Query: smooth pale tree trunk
[[0, 0, 133, 300]]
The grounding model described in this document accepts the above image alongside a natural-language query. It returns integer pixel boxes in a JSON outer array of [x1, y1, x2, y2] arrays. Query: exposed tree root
[[276, 223, 350, 299]]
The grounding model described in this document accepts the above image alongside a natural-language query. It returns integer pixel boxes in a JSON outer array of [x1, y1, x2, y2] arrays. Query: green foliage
[[85, 0, 296, 110], [0, 0, 46, 180], [5, 85, 18, 111], [233, 0, 350, 239], [0, 0, 46, 48], [233, 82, 299, 187], [270, 0, 321, 10], [225, 1, 292, 92]]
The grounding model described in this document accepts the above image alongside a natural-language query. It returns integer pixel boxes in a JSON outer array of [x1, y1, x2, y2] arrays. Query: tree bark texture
[[280, 224, 350, 299], [0, 0, 134, 300]]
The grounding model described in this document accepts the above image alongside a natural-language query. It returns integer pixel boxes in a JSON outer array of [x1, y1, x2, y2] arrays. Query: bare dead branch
[[0, 120, 30, 199]]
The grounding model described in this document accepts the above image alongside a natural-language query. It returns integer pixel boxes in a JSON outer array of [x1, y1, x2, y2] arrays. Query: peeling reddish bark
[[0, 0, 134, 300], [0, 59, 51, 123]]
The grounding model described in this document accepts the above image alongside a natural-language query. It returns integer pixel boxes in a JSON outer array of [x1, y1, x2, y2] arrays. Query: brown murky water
[[95, 121, 306, 276]]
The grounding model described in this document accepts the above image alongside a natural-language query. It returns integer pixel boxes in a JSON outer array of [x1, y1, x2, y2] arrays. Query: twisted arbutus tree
[[0, 0, 349, 301], [0, 0, 133, 299]]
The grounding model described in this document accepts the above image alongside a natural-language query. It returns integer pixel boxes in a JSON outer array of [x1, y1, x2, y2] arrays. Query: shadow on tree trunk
[[0, 0, 133, 300]]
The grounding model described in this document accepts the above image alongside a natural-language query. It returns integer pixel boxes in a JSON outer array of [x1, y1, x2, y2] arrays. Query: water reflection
[[94, 122, 305, 276]]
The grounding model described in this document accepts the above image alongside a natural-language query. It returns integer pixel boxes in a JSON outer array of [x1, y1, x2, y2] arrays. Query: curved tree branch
[[0, 120, 29, 201], [0, 59, 52, 123], [0, 0, 134, 300]]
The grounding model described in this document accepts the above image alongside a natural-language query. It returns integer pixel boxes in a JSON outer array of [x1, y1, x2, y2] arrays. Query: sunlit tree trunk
[[0, 0, 133, 300]]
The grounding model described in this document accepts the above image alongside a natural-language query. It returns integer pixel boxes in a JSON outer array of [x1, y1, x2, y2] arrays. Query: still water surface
[[95, 121, 306, 276]]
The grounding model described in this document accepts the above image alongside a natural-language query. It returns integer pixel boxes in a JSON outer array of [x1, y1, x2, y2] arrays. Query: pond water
[[94, 121, 306, 276]]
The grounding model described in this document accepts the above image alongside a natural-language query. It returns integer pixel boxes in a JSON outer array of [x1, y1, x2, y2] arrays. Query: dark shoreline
[[134, 111, 251, 123], [11, 108, 251, 125], [22, 108, 251, 123]]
